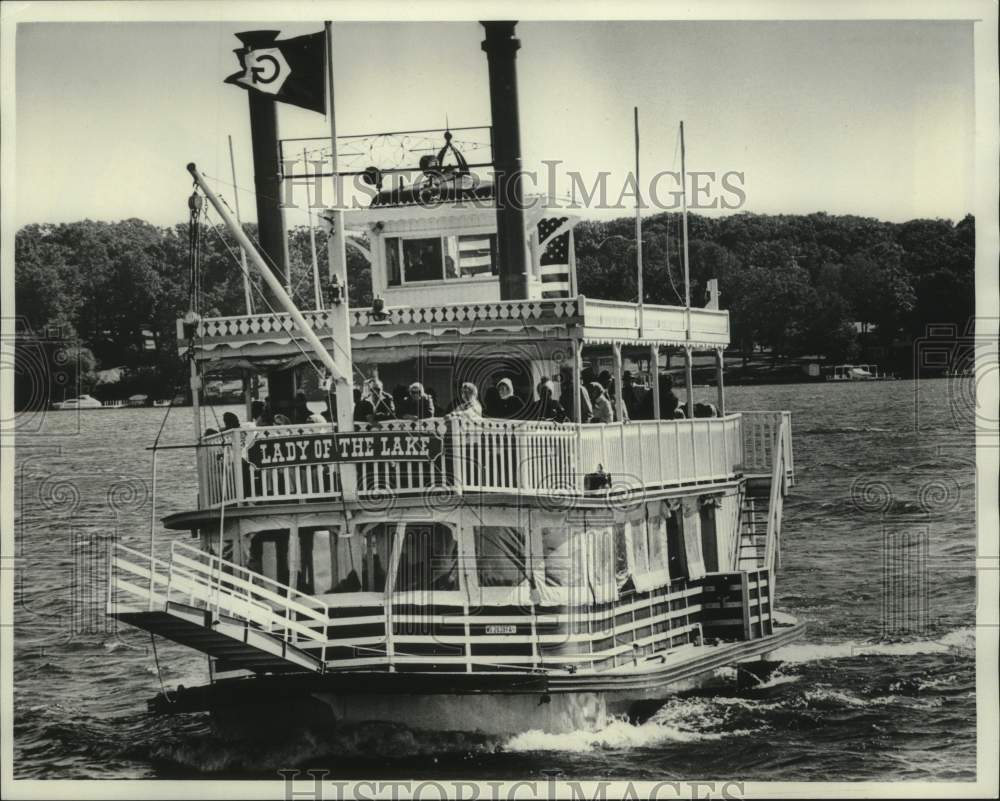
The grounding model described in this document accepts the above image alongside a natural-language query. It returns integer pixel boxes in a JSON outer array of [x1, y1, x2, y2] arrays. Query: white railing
[[580, 298, 731, 348], [187, 297, 731, 350], [576, 416, 743, 492], [450, 416, 578, 494], [740, 411, 794, 484], [195, 412, 794, 508], [107, 540, 330, 661], [763, 420, 787, 580]]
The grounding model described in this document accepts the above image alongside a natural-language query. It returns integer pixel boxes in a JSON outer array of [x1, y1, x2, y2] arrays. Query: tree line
[[13, 211, 973, 405]]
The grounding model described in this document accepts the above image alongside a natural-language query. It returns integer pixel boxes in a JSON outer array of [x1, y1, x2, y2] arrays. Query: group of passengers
[[204, 370, 715, 439], [348, 368, 716, 426]]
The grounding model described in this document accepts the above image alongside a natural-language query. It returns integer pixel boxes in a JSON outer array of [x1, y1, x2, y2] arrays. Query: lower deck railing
[[109, 540, 777, 675], [196, 412, 791, 509]]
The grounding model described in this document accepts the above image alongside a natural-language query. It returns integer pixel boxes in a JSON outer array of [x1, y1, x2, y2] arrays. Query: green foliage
[[574, 211, 974, 364], [13, 218, 371, 401], [13, 210, 974, 399]]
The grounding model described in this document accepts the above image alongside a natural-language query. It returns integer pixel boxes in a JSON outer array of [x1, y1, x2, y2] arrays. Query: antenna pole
[[680, 121, 693, 418], [634, 107, 644, 336], [228, 135, 254, 315], [304, 146, 322, 310]]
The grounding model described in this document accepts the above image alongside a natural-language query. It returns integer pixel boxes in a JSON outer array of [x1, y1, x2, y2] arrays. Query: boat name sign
[[247, 432, 443, 468]]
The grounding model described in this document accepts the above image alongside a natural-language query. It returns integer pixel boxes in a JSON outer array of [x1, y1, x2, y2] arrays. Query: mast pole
[[324, 20, 358, 500], [227, 135, 254, 315], [634, 107, 644, 336], [680, 121, 693, 417], [303, 145, 322, 310], [186, 162, 349, 386]]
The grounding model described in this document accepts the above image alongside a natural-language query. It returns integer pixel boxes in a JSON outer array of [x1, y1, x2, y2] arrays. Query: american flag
[[538, 217, 572, 298], [457, 234, 497, 277]]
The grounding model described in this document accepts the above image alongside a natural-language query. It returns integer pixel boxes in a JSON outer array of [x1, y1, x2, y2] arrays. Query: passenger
[[292, 391, 313, 424], [587, 381, 614, 424], [693, 402, 718, 418], [249, 400, 265, 426], [367, 379, 396, 422], [353, 387, 375, 425], [558, 366, 593, 423], [622, 371, 640, 420], [525, 378, 567, 423], [659, 376, 681, 419], [273, 413, 292, 425], [636, 374, 680, 420], [482, 385, 501, 417], [446, 382, 482, 418], [203, 427, 219, 438], [255, 397, 275, 426], [491, 377, 526, 420], [399, 381, 435, 420], [597, 370, 613, 391], [392, 384, 408, 411], [222, 412, 240, 431], [674, 407, 686, 419]]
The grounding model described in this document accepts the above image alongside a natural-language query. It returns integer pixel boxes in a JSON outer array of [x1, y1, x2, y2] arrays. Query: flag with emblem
[[225, 30, 326, 114], [537, 217, 573, 298]]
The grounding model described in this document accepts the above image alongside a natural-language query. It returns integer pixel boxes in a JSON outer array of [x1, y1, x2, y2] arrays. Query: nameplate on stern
[[247, 432, 443, 468]]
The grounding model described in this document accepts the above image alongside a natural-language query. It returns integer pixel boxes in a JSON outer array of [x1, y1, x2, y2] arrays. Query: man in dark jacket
[[525, 378, 567, 422], [490, 378, 527, 420], [399, 382, 435, 420]]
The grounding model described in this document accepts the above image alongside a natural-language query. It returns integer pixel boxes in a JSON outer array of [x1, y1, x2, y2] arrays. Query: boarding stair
[[107, 540, 329, 674]]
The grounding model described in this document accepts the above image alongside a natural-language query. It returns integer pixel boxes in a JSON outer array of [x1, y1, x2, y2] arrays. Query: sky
[[13, 18, 976, 228]]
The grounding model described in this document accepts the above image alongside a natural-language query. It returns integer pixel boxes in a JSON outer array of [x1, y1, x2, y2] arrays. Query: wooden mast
[[303, 145, 323, 310], [680, 121, 694, 418], [634, 106, 644, 336], [227, 135, 254, 315], [323, 20, 358, 501]]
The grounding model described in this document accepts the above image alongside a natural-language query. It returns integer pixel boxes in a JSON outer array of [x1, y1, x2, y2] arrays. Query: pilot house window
[[385, 235, 497, 285]]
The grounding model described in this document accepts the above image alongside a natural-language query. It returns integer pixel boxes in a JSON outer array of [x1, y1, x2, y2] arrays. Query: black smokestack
[[481, 21, 529, 301], [237, 31, 291, 297]]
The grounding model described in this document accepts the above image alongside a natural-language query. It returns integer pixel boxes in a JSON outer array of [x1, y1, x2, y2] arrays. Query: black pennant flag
[[224, 30, 325, 114]]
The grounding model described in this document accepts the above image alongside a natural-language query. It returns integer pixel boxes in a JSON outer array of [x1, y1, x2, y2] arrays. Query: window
[[541, 527, 571, 587], [386, 236, 401, 286], [666, 510, 688, 581], [248, 529, 290, 586], [647, 516, 666, 572], [614, 522, 630, 586], [326, 524, 397, 593], [700, 504, 719, 573], [474, 526, 528, 587], [402, 237, 443, 282], [631, 519, 649, 575], [396, 523, 458, 593], [384, 234, 497, 285]]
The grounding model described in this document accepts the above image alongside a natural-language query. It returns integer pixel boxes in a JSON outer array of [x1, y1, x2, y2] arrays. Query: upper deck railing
[[181, 296, 731, 355], [194, 411, 792, 511]]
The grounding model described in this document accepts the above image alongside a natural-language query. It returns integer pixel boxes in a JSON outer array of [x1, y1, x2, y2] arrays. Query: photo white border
[[1, 1, 996, 799]]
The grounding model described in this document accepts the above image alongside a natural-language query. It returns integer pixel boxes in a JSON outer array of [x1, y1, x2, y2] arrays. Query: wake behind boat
[[105, 21, 803, 737]]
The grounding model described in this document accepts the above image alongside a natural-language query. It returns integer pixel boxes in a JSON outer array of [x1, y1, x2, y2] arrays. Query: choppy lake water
[[12, 379, 979, 781]]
